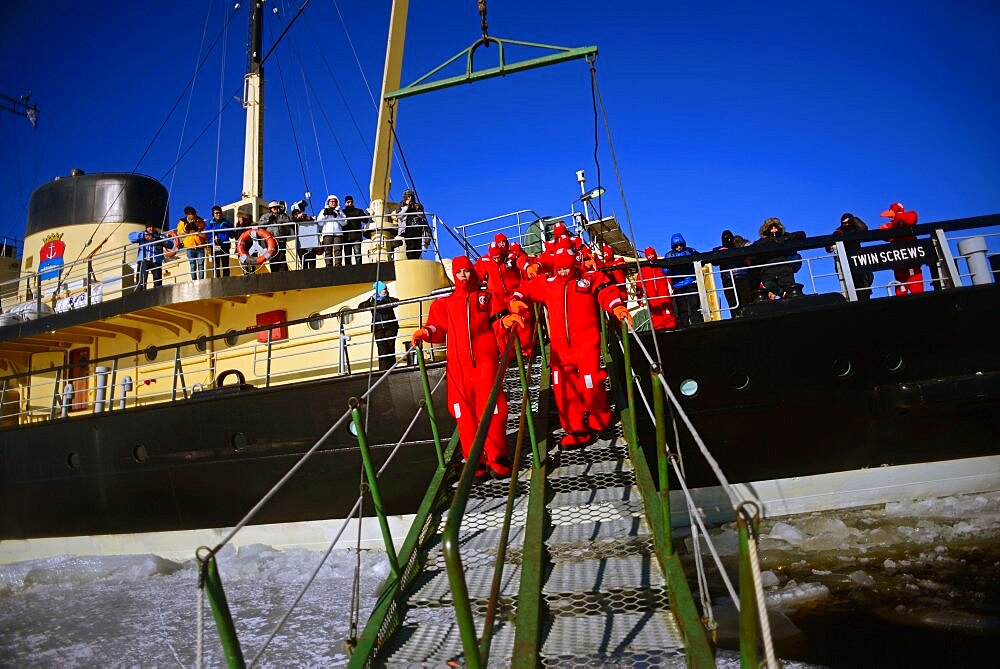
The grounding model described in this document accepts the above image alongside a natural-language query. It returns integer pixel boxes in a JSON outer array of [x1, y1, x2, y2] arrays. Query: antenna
[[0, 91, 39, 128]]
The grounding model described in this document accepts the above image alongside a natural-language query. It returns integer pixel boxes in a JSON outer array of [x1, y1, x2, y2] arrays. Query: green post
[[514, 338, 541, 468], [737, 506, 761, 669], [651, 369, 672, 555], [620, 320, 637, 439], [350, 404, 401, 581], [415, 344, 445, 468], [199, 551, 246, 668], [534, 304, 548, 369]]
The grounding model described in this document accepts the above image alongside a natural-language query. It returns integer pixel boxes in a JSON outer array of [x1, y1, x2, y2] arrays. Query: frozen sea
[[1, 492, 998, 667]]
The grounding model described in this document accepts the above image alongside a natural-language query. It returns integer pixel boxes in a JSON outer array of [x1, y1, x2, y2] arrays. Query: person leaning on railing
[[753, 217, 806, 300], [128, 222, 169, 290], [827, 213, 873, 301], [260, 201, 291, 271], [397, 189, 430, 260], [358, 281, 400, 371], [713, 230, 754, 317], [665, 233, 703, 327], [341, 195, 369, 266], [291, 200, 320, 270], [177, 206, 208, 280], [317, 195, 346, 268], [206, 205, 232, 278]]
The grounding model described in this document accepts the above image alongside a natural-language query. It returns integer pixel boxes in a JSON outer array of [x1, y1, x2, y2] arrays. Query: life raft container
[[236, 227, 278, 265], [163, 230, 181, 258]]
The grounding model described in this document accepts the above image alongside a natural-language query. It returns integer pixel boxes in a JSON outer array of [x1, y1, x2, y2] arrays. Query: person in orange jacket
[[511, 248, 632, 449], [411, 256, 522, 477], [599, 244, 628, 302], [475, 234, 537, 358], [634, 246, 677, 330], [880, 202, 924, 295]]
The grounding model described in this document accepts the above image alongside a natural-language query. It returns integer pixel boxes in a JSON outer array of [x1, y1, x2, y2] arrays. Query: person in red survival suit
[[880, 201, 924, 295], [511, 248, 633, 449], [411, 256, 523, 477], [634, 246, 677, 330], [599, 244, 628, 303], [474, 234, 537, 358]]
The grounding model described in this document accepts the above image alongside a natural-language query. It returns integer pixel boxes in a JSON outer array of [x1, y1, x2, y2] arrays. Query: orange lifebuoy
[[163, 230, 181, 258], [237, 227, 278, 266]]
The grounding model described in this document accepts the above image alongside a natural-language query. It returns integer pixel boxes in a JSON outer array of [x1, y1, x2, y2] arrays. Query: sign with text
[[847, 239, 937, 273]]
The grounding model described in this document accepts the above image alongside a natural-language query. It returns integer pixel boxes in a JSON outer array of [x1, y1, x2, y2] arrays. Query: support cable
[[269, 19, 312, 205], [744, 508, 779, 667], [212, 0, 229, 204]]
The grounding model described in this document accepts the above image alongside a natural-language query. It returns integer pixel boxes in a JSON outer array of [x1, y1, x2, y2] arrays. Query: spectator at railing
[[397, 189, 430, 260], [260, 201, 291, 271], [341, 195, 368, 266], [713, 230, 754, 317], [827, 213, 873, 301], [128, 222, 169, 290], [317, 195, 346, 268], [235, 209, 253, 231], [635, 246, 676, 330], [177, 206, 208, 280], [207, 205, 231, 278], [753, 217, 806, 300], [292, 200, 321, 270], [880, 202, 924, 295], [665, 233, 703, 326], [358, 281, 400, 371]]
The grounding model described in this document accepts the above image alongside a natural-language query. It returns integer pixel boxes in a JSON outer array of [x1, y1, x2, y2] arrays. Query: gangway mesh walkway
[[351, 355, 701, 667]]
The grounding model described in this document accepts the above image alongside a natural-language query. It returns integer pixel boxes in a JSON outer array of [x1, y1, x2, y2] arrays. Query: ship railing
[[0, 290, 451, 427], [454, 208, 582, 257], [0, 212, 443, 317], [607, 316, 779, 666]]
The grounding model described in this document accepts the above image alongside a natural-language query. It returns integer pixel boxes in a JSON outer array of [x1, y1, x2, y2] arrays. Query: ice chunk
[[769, 522, 805, 545], [883, 559, 897, 569], [848, 570, 875, 587], [765, 582, 830, 612], [760, 570, 780, 588]]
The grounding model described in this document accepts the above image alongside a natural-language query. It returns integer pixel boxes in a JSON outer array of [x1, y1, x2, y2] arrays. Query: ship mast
[[234, 0, 266, 221], [368, 0, 409, 225]]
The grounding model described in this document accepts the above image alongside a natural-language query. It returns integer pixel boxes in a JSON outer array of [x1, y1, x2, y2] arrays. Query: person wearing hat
[[128, 222, 168, 290], [665, 233, 703, 326], [341, 195, 369, 266], [753, 218, 806, 300], [358, 281, 401, 371], [510, 248, 632, 450], [880, 202, 924, 295], [317, 195, 346, 268], [827, 213, 873, 301], [635, 246, 677, 330], [260, 200, 291, 271], [411, 256, 523, 478], [474, 233, 537, 358], [176, 206, 208, 280], [713, 230, 754, 316], [397, 189, 430, 260], [206, 205, 232, 278]]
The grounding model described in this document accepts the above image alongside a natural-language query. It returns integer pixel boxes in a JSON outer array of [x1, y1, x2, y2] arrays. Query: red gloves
[[613, 305, 633, 327], [410, 328, 431, 346]]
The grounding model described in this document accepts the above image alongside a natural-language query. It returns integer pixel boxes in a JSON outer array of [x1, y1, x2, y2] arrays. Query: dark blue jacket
[[129, 230, 168, 263], [666, 233, 697, 288], [206, 218, 232, 248]]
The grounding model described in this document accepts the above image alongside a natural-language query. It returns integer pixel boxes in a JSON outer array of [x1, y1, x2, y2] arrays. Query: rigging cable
[[268, 15, 312, 205], [213, 0, 230, 204]]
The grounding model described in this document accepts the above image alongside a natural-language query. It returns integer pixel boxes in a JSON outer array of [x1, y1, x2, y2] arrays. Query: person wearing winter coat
[[397, 189, 430, 260], [510, 247, 632, 450], [879, 202, 923, 295], [635, 246, 677, 330], [474, 233, 537, 358], [317, 195, 346, 268], [260, 201, 291, 271], [129, 222, 169, 290], [713, 230, 754, 317], [753, 217, 806, 299], [665, 233, 702, 327], [827, 213, 873, 301], [358, 281, 401, 371], [206, 205, 232, 278], [411, 256, 522, 478], [340, 195, 369, 266], [176, 206, 208, 280]]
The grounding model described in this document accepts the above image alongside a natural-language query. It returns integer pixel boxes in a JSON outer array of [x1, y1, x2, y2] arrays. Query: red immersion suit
[[515, 248, 625, 448], [600, 245, 628, 303], [880, 202, 923, 295], [635, 246, 677, 330], [417, 256, 510, 475], [475, 235, 536, 358]]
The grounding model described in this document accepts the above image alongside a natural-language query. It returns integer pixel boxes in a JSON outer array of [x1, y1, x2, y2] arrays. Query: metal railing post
[[35, 273, 42, 316], [265, 328, 273, 388], [415, 344, 445, 468], [49, 368, 63, 420], [107, 358, 118, 412], [172, 348, 188, 401], [349, 402, 401, 580], [197, 549, 246, 668], [834, 240, 858, 302], [86, 260, 93, 307], [693, 260, 710, 322], [651, 367, 671, 555], [514, 338, 540, 468], [934, 227, 964, 289], [620, 320, 637, 439], [737, 506, 761, 669]]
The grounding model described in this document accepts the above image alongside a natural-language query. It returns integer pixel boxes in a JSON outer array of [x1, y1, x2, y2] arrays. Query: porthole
[[67, 452, 81, 470], [832, 358, 853, 378], [144, 346, 158, 361], [224, 329, 240, 347], [730, 373, 750, 391], [195, 336, 208, 352], [133, 445, 148, 463], [307, 312, 325, 331], [338, 306, 355, 326], [231, 432, 248, 451], [679, 378, 699, 397], [884, 353, 904, 372]]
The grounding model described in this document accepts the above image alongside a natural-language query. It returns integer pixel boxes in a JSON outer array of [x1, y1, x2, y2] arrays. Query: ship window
[[144, 346, 158, 361], [832, 358, 853, 378], [307, 312, 325, 331], [133, 445, 148, 463], [730, 373, 750, 391], [224, 329, 240, 347], [679, 378, 699, 397], [67, 452, 81, 470], [884, 352, 904, 372], [195, 336, 208, 352], [339, 306, 354, 326], [231, 432, 248, 451]]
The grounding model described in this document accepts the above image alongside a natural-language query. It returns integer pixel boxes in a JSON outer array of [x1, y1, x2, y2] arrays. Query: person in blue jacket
[[206, 205, 232, 277], [128, 222, 168, 291], [666, 233, 703, 327]]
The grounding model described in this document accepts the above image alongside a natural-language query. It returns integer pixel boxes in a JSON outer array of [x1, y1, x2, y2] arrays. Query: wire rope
[[213, 0, 230, 204], [268, 18, 312, 205]]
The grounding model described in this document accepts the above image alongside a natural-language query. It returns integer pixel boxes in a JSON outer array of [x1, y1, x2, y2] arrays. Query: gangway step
[[380, 616, 517, 667]]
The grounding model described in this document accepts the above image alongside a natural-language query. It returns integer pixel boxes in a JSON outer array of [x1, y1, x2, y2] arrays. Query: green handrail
[[440, 334, 518, 669], [620, 320, 637, 439], [416, 344, 446, 468], [350, 403, 401, 581], [513, 337, 541, 468], [197, 548, 246, 668], [737, 503, 762, 668], [651, 368, 672, 555]]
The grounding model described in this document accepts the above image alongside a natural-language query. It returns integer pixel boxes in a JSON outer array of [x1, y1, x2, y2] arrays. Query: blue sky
[[1, 0, 997, 257]]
